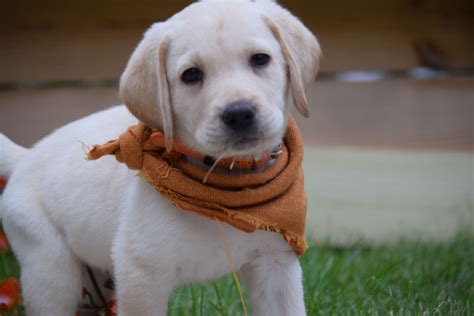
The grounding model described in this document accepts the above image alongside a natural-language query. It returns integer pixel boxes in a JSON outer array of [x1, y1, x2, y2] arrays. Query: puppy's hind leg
[[2, 200, 82, 316], [240, 251, 306, 316]]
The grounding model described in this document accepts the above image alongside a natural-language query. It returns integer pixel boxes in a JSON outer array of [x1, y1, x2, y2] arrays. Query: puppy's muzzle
[[221, 101, 256, 132]]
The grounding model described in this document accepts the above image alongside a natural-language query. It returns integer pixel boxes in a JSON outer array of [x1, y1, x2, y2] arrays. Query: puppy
[[0, 0, 320, 315]]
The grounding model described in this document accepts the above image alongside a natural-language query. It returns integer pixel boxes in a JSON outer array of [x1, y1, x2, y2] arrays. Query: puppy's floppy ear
[[120, 23, 173, 151], [262, 4, 321, 118]]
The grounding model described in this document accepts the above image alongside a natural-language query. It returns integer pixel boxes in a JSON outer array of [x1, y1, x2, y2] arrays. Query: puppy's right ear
[[120, 23, 173, 151], [261, 2, 321, 118]]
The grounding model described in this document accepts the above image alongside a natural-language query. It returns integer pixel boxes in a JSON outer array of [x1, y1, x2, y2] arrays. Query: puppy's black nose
[[221, 101, 256, 131]]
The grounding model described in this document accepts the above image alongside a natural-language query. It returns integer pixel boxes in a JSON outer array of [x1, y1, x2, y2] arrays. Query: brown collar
[[150, 131, 282, 171]]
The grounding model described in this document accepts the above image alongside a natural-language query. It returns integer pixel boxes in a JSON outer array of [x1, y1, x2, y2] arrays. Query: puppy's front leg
[[113, 257, 174, 316], [240, 250, 306, 316], [113, 230, 175, 316], [112, 178, 181, 316]]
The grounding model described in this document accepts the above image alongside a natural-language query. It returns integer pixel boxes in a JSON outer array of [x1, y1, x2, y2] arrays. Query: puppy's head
[[120, 0, 320, 157]]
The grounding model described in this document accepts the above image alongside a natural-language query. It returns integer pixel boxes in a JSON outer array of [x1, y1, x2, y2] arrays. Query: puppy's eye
[[181, 68, 203, 85], [250, 53, 271, 68]]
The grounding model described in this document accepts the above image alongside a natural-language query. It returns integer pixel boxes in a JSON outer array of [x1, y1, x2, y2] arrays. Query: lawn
[[1, 233, 472, 315]]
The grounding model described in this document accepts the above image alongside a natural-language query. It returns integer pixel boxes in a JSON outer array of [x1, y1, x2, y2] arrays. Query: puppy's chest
[[123, 196, 291, 284], [172, 224, 289, 284]]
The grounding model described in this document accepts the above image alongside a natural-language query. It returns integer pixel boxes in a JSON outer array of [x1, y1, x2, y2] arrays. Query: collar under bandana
[[87, 118, 308, 255]]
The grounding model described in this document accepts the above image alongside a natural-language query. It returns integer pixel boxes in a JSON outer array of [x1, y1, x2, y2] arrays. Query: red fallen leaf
[[0, 278, 22, 312], [82, 287, 89, 299], [0, 231, 10, 253], [105, 299, 117, 316], [0, 177, 6, 189]]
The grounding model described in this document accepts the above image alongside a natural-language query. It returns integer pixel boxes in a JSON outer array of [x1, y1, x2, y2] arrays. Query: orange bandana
[[87, 118, 308, 255]]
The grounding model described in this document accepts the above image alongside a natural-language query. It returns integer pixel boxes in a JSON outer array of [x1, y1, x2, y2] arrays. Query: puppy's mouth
[[230, 134, 269, 149], [233, 135, 260, 146], [209, 131, 281, 158]]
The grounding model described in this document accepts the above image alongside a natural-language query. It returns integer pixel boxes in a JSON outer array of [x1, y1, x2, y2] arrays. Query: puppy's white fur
[[1, 1, 320, 315]]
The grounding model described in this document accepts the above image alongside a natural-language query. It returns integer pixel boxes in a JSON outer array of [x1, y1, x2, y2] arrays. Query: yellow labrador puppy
[[0, 0, 320, 315]]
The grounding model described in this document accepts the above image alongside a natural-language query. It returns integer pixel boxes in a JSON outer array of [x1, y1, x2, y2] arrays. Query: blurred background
[[1, 0, 473, 245]]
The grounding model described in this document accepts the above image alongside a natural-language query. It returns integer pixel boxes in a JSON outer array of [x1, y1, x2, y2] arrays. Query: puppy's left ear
[[120, 23, 173, 151], [262, 4, 321, 118]]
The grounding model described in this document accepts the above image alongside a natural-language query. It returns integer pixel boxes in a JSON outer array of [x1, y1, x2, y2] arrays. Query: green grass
[[0, 251, 20, 281], [1, 235, 473, 315], [300, 236, 473, 315]]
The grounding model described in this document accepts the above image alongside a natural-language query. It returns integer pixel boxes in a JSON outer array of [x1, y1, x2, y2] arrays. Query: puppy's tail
[[0, 134, 28, 180]]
